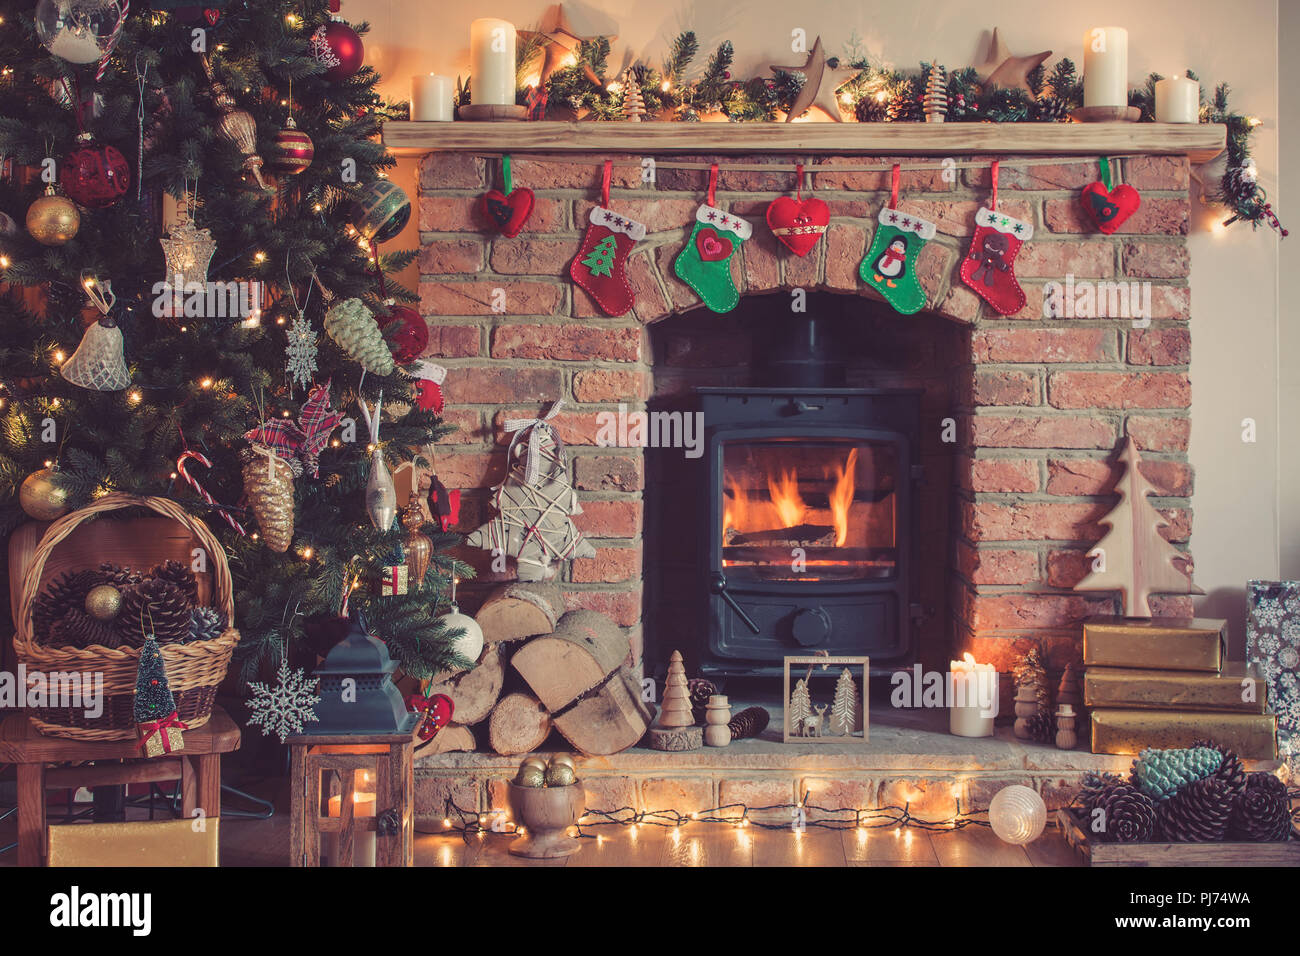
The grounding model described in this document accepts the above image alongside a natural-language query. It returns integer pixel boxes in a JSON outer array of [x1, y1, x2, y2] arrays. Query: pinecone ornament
[[688, 678, 718, 725], [97, 563, 141, 590], [728, 706, 770, 740], [1193, 739, 1247, 796], [324, 298, 395, 375], [150, 560, 199, 605], [1092, 782, 1158, 843], [51, 608, 117, 649], [1025, 708, 1055, 744], [1228, 773, 1293, 842], [117, 578, 193, 646], [187, 606, 227, 644], [33, 569, 101, 643], [241, 445, 295, 552], [885, 93, 924, 123], [1013, 646, 1052, 713], [1032, 96, 1071, 121], [1131, 746, 1223, 800], [1160, 776, 1234, 842], [855, 96, 887, 122]]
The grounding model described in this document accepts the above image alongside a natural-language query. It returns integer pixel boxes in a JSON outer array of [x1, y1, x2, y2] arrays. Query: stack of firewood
[[420, 583, 654, 757]]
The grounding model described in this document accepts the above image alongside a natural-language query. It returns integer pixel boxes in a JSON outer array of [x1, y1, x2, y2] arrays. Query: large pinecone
[[885, 94, 924, 123], [1075, 772, 1125, 814], [1031, 96, 1071, 122], [1093, 783, 1158, 842], [116, 578, 193, 646], [687, 678, 718, 725], [1025, 708, 1055, 744], [187, 606, 228, 644], [855, 96, 887, 122], [150, 560, 199, 605], [32, 569, 101, 644], [1228, 773, 1293, 842], [1159, 776, 1234, 842], [728, 706, 770, 740], [97, 562, 141, 590], [50, 608, 118, 649], [1131, 746, 1222, 800], [1193, 739, 1247, 796]]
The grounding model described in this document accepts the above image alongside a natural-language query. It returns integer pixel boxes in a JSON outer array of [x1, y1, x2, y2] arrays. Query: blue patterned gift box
[[1247, 580, 1300, 759]]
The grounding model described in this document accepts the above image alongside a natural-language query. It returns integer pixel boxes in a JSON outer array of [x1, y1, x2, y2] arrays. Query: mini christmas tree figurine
[[580, 234, 619, 277], [621, 68, 646, 121], [1012, 646, 1051, 714], [924, 63, 948, 123], [788, 678, 812, 736], [658, 650, 695, 727], [1057, 662, 1082, 709], [830, 668, 858, 736], [134, 637, 186, 757], [1075, 437, 1202, 616]]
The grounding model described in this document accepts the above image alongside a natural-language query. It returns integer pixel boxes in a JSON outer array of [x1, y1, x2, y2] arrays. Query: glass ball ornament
[[349, 180, 411, 243], [19, 466, 71, 520], [310, 18, 364, 82], [61, 136, 130, 208], [26, 185, 81, 246], [516, 764, 545, 788], [35, 0, 123, 65], [988, 784, 1047, 845], [377, 305, 429, 364], [544, 762, 576, 787], [438, 604, 484, 664], [269, 116, 314, 175]]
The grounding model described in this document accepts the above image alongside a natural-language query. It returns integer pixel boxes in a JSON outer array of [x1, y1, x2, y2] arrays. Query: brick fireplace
[[417, 149, 1196, 686]]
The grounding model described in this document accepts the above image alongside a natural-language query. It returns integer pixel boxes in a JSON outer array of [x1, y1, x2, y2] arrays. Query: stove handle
[[709, 573, 762, 634]]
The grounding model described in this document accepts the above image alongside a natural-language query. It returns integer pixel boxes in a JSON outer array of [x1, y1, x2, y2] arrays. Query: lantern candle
[[949, 652, 998, 738], [469, 18, 517, 106], [326, 776, 377, 867], [1082, 26, 1129, 108], [411, 73, 453, 121], [1154, 74, 1199, 123]]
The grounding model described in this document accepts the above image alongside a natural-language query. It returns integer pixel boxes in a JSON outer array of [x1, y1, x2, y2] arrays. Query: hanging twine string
[[134, 57, 148, 200], [503, 400, 565, 486]]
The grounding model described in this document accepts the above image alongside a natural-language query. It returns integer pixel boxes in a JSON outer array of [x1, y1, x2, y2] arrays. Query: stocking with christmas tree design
[[569, 206, 648, 317]]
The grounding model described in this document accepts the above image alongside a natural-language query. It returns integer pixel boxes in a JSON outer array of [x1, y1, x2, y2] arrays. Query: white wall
[[351, 0, 1282, 648]]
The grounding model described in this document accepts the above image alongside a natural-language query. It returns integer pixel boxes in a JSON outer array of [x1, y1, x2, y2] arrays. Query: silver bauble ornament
[[365, 446, 397, 531], [438, 605, 484, 664], [35, 0, 123, 65]]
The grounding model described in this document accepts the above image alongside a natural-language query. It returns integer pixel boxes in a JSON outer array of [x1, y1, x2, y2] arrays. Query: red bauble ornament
[[311, 18, 364, 82], [376, 305, 429, 364], [766, 195, 830, 257], [269, 116, 314, 174], [60, 136, 130, 209], [1079, 181, 1142, 235]]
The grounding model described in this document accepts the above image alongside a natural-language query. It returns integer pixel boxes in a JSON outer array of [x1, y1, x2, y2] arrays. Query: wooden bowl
[[506, 781, 586, 858]]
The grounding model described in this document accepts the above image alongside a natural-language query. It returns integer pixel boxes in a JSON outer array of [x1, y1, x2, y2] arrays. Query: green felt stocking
[[673, 205, 753, 314], [859, 206, 937, 315]]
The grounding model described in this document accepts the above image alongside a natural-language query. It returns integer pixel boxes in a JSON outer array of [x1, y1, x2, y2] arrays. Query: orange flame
[[829, 449, 859, 546], [767, 468, 806, 529]]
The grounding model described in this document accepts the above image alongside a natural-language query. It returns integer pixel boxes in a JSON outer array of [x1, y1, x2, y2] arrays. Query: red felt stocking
[[569, 160, 647, 317], [960, 162, 1033, 316]]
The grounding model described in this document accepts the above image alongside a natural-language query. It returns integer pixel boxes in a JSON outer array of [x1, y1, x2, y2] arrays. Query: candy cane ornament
[[176, 449, 248, 536]]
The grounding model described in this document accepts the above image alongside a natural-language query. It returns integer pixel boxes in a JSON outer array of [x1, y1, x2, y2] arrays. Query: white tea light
[[988, 785, 1047, 845], [469, 18, 516, 106], [1154, 74, 1199, 123], [1082, 26, 1129, 109], [412, 73, 453, 121]]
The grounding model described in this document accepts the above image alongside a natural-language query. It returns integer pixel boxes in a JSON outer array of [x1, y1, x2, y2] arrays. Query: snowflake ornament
[[247, 660, 321, 743], [285, 312, 319, 392]]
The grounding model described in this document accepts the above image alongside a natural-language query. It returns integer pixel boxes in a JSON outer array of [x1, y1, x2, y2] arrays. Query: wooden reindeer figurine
[[803, 703, 828, 738]]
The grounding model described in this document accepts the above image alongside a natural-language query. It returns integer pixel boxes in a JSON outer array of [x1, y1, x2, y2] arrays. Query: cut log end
[[475, 581, 565, 643], [489, 692, 554, 755]]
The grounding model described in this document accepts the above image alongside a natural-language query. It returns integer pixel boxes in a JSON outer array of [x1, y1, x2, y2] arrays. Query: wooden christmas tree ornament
[[648, 650, 703, 750]]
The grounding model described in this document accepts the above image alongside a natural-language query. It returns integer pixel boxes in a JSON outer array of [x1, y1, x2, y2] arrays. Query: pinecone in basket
[[1130, 745, 1222, 800], [728, 706, 770, 740], [1159, 776, 1234, 842], [116, 578, 193, 646], [1228, 772, 1293, 842], [1092, 782, 1158, 843], [32, 569, 102, 644], [1025, 708, 1055, 744], [150, 559, 199, 605], [97, 562, 141, 590], [1031, 95, 1071, 122], [50, 607, 118, 649], [687, 678, 718, 725], [1192, 738, 1247, 796], [187, 606, 228, 644]]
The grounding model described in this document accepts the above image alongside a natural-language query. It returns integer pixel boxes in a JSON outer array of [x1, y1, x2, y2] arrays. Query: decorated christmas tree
[[134, 636, 184, 756], [0, 1, 467, 681], [580, 234, 618, 277]]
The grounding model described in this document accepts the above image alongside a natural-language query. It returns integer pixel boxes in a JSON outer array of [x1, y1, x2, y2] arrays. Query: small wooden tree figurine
[[134, 637, 185, 757], [830, 668, 858, 736], [1074, 436, 1202, 617], [1012, 646, 1051, 714], [1057, 663, 1082, 710], [621, 68, 646, 121], [924, 63, 948, 123], [647, 650, 702, 751]]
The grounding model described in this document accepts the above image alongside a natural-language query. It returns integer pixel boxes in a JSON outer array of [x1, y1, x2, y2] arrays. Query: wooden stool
[[0, 705, 241, 867], [287, 728, 416, 867]]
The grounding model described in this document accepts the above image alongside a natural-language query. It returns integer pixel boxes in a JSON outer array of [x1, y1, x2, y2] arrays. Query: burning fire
[[767, 468, 806, 529], [724, 448, 858, 546], [828, 448, 859, 547]]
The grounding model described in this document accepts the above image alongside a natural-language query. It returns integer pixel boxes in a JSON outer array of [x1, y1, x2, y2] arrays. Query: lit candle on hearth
[[1154, 74, 1199, 123], [326, 772, 377, 867], [412, 73, 453, 121], [470, 18, 517, 106], [949, 652, 997, 738], [1082, 26, 1128, 109]]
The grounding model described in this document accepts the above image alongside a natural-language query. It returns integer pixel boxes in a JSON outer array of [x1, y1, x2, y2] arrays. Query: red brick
[[512, 156, 641, 190], [814, 155, 956, 192], [571, 547, 642, 583], [969, 161, 1096, 191], [436, 408, 486, 444], [572, 369, 652, 403], [970, 415, 1116, 449], [964, 634, 1041, 671], [1007, 283, 1047, 320], [576, 199, 701, 235], [1046, 550, 1093, 588], [489, 237, 582, 275], [742, 230, 781, 292], [955, 542, 1039, 585], [563, 588, 642, 627], [1126, 416, 1191, 452], [431, 452, 504, 489], [963, 458, 1040, 493], [1046, 457, 1192, 496], [1157, 507, 1192, 542], [1016, 241, 1114, 278], [1127, 328, 1190, 366], [628, 252, 671, 323], [654, 241, 701, 311], [972, 328, 1113, 364], [421, 324, 480, 358], [572, 455, 645, 492], [915, 241, 952, 302], [971, 369, 1039, 406], [965, 501, 1104, 542], [1048, 371, 1190, 409], [418, 239, 485, 275], [655, 155, 792, 192], [971, 592, 1113, 630], [492, 409, 601, 446], [825, 224, 868, 291], [782, 245, 821, 289], [490, 324, 642, 362], [419, 280, 563, 317], [573, 499, 643, 537], [939, 283, 982, 322], [1149, 594, 1196, 617], [1043, 197, 1189, 235], [1122, 156, 1191, 191], [442, 366, 563, 405], [418, 196, 566, 233], [1122, 241, 1190, 278], [418, 152, 486, 189]]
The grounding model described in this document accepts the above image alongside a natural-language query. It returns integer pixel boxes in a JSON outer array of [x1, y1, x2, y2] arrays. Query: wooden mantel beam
[[383, 120, 1226, 165]]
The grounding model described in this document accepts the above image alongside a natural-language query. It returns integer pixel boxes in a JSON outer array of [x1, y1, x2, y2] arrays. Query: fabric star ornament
[[244, 381, 345, 478]]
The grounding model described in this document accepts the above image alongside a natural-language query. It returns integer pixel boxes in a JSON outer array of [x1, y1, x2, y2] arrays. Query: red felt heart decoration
[[205, 9, 221, 26], [1079, 182, 1141, 235], [406, 692, 454, 741], [695, 227, 733, 262], [481, 188, 535, 238], [765, 196, 830, 257]]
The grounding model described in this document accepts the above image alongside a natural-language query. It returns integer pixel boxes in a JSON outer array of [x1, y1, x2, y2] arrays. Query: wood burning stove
[[699, 386, 920, 676]]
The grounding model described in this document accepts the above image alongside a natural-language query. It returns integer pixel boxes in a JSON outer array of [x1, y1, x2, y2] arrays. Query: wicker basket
[[13, 493, 240, 741]]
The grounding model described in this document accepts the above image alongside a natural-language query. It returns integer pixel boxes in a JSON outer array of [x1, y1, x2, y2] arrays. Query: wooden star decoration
[[521, 4, 610, 86], [973, 27, 1051, 94], [770, 36, 858, 123]]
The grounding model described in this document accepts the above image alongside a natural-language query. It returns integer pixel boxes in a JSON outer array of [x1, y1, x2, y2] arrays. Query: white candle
[[470, 18, 517, 106], [327, 790, 377, 867], [412, 73, 453, 121], [1083, 26, 1129, 108], [1154, 74, 1199, 123], [949, 653, 998, 738]]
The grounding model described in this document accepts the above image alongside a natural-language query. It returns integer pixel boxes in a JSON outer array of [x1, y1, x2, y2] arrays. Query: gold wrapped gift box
[[47, 819, 219, 867], [1090, 708, 1277, 759], [1084, 663, 1268, 713], [1082, 616, 1226, 672]]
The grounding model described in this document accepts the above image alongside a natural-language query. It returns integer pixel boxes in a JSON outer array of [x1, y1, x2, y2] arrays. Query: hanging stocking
[[569, 160, 647, 317], [859, 164, 937, 315], [673, 164, 752, 314], [960, 161, 1033, 316], [480, 154, 534, 238]]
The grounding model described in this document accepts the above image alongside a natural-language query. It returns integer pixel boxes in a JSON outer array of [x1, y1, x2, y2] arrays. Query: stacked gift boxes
[[1082, 616, 1278, 759]]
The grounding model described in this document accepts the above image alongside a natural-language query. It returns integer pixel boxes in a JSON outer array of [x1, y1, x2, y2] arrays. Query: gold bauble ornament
[[516, 765, 546, 788], [19, 466, 71, 520], [26, 185, 80, 246], [241, 445, 295, 552], [549, 754, 576, 772], [84, 584, 122, 621], [544, 763, 576, 787]]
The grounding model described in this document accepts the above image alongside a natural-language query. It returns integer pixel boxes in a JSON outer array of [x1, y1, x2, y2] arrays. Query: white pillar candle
[[1083, 26, 1129, 108], [326, 791, 377, 867], [948, 653, 998, 738], [412, 73, 454, 121], [1154, 74, 1199, 123], [470, 18, 517, 106]]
